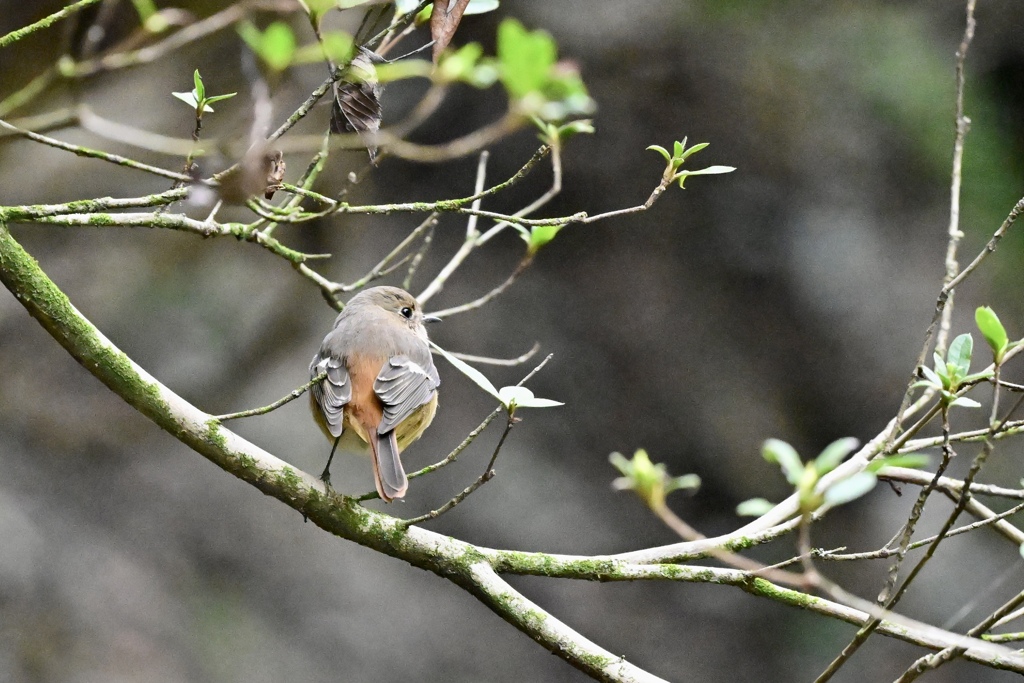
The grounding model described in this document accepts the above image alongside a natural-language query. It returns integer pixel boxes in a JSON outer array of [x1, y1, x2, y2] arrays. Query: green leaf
[[921, 363, 944, 388], [172, 90, 200, 109], [528, 224, 562, 254], [947, 333, 973, 379], [674, 165, 736, 188], [321, 31, 355, 62], [814, 437, 860, 475], [647, 145, 671, 162], [867, 454, 931, 472], [673, 139, 684, 158], [497, 18, 557, 99], [609, 449, 662, 504], [736, 498, 775, 517], [305, 0, 336, 21], [679, 141, 709, 161], [204, 92, 237, 106], [430, 342, 501, 402], [130, 0, 157, 21], [192, 69, 205, 101], [962, 369, 995, 383], [264, 22, 297, 71], [549, 119, 594, 142], [976, 306, 1009, 362], [497, 386, 563, 409], [666, 473, 701, 495], [950, 396, 981, 409], [686, 165, 735, 175], [374, 60, 434, 83], [438, 42, 484, 82], [609, 449, 697, 508], [762, 438, 803, 486], [824, 472, 877, 507], [414, 4, 432, 24]]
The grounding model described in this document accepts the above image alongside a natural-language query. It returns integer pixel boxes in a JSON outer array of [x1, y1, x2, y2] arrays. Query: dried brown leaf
[[430, 0, 472, 63]]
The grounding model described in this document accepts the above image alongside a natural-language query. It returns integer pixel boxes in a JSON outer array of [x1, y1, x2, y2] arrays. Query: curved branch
[[464, 562, 668, 683], [0, 220, 658, 682]]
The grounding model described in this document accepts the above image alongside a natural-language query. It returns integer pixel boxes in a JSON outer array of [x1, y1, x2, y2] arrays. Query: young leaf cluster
[[609, 449, 700, 510], [647, 138, 735, 188], [171, 70, 236, 116]]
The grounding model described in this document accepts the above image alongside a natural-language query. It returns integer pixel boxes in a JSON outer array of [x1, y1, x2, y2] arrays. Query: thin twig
[[0, 0, 102, 48], [399, 413, 516, 527], [339, 214, 438, 293], [447, 342, 541, 367], [477, 143, 563, 246], [814, 405, 958, 683], [653, 502, 811, 589], [404, 408, 503, 483], [0, 118, 191, 181], [934, 0, 977, 358], [404, 221, 434, 290], [429, 255, 534, 318], [213, 374, 326, 421], [817, 501, 1024, 562], [882, 0, 984, 460], [357, 354, 553, 502], [896, 585, 1024, 681], [0, 189, 187, 221], [67, 2, 296, 77], [417, 151, 491, 303], [0, 68, 57, 118]]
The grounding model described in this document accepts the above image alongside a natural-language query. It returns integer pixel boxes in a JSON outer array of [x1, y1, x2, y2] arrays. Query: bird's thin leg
[[320, 436, 341, 485]]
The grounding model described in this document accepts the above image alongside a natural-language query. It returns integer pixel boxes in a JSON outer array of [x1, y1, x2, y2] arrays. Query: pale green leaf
[[646, 145, 671, 162], [950, 396, 981, 409], [192, 69, 205, 101], [172, 90, 199, 108], [824, 472, 877, 506], [736, 498, 775, 517], [947, 333, 973, 378], [976, 306, 1009, 361], [814, 437, 860, 475], [430, 342, 501, 401], [762, 438, 803, 485], [868, 454, 931, 472], [497, 386, 563, 409], [464, 0, 499, 14]]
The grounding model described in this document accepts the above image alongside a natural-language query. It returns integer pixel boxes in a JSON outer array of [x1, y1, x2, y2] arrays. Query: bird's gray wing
[[310, 352, 351, 438], [374, 354, 440, 435]]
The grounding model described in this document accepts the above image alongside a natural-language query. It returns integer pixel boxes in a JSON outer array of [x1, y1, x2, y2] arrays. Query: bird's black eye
[[400, 306, 413, 319]]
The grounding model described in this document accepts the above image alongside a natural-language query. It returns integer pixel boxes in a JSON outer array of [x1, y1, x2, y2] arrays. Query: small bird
[[309, 286, 441, 501], [331, 47, 384, 164]]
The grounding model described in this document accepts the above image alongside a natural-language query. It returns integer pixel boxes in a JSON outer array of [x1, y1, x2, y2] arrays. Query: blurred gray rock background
[[2, 1, 1024, 681]]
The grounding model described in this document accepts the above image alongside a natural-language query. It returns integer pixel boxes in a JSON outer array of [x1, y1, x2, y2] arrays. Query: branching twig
[[447, 342, 541, 367], [0, 118, 191, 181], [399, 412, 516, 527]]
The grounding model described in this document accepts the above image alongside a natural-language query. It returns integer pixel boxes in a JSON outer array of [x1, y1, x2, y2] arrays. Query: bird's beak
[[422, 315, 442, 324]]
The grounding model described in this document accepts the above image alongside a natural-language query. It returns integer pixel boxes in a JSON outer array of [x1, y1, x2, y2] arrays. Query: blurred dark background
[[2, 1, 1024, 681]]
